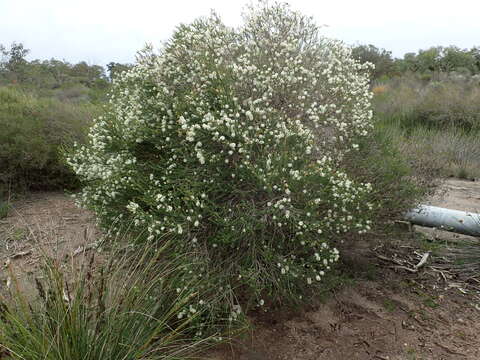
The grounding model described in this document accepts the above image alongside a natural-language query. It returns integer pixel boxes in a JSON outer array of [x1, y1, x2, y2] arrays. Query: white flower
[[69, 1, 373, 309], [126, 201, 140, 213]]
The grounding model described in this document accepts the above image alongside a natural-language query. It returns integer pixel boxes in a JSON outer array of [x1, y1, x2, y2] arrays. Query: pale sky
[[1, 0, 480, 66]]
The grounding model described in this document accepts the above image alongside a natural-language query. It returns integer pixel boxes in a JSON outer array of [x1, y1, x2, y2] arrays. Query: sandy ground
[[207, 265, 480, 360], [428, 179, 480, 213], [208, 179, 480, 360], [0, 179, 479, 359], [0, 192, 99, 294]]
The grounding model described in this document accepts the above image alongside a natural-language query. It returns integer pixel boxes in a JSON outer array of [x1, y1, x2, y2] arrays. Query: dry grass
[[382, 125, 480, 180], [374, 73, 480, 131], [374, 73, 480, 180]]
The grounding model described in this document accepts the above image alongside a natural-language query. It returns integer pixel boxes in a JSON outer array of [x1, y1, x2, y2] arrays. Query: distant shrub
[[351, 44, 396, 79], [373, 73, 480, 180], [68, 2, 374, 311], [374, 73, 480, 131], [53, 83, 91, 103], [372, 84, 388, 95], [0, 86, 99, 194], [388, 126, 480, 179], [1, 44, 111, 104]]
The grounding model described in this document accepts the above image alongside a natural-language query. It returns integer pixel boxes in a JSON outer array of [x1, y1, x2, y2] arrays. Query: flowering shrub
[[67, 2, 373, 311]]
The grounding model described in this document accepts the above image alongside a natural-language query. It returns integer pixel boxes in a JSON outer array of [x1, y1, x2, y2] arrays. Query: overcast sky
[[1, 0, 479, 66]]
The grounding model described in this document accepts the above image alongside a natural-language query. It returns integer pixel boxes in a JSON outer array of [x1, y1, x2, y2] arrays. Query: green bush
[[0, 86, 100, 194], [0, 241, 228, 359], [68, 3, 374, 312], [341, 126, 429, 224]]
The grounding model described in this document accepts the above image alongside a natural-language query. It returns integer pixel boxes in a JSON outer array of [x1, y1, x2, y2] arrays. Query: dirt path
[[0, 180, 479, 359], [0, 192, 100, 291], [208, 270, 480, 360], [428, 179, 480, 213]]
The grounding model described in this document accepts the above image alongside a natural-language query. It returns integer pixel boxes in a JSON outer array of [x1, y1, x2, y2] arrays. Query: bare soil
[[428, 178, 480, 213], [207, 265, 480, 360], [0, 179, 479, 360], [208, 179, 480, 360], [0, 191, 100, 293]]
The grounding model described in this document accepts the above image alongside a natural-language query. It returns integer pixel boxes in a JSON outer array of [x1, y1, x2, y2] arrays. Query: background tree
[[0, 42, 30, 83], [351, 44, 395, 79], [440, 46, 478, 74], [0, 42, 110, 102], [470, 46, 480, 72], [106, 62, 133, 81]]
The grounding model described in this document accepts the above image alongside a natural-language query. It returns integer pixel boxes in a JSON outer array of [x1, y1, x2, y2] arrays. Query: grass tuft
[[0, 201, 10, 219], [0, 239, 235, 359]]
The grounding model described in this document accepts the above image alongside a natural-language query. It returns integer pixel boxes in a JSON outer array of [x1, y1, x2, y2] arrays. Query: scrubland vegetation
[[0, 43, 110, 195], [0, 2, 479, 358], [0, 87, 101, 193], [354, 43, 480, 180], [372, 74, 480, 179]]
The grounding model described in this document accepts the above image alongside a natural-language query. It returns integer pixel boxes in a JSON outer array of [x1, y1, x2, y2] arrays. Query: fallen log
[[405, 205, 480, 237]]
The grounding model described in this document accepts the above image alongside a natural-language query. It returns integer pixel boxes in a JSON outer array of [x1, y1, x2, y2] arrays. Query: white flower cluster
[[67, 2, 374, 306]]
